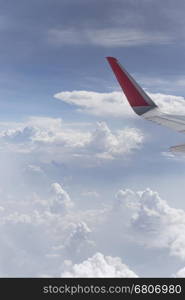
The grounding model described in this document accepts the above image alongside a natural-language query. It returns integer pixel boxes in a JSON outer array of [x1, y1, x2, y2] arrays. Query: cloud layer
[[54, 90, 185, 117], [0, 117, 144, 163], [0, 169, 185, 277], [54, 91, 133, 117], [48, 27, 172, 47]]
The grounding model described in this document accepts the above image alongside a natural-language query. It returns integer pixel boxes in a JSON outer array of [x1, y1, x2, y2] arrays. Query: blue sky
[[1, 0, 185, 121], [1, 0, 185, 277]]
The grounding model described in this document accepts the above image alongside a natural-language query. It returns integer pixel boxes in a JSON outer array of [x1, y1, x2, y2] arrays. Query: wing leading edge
[[106, 56, 185, 152]]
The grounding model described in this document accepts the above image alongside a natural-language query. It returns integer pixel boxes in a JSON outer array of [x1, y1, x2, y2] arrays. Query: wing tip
[[106, 56, 118, 63]]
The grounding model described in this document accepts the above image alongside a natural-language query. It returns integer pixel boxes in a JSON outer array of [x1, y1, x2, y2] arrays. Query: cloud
[[174, 267, 185, 277], [115, 188, 185, 260], [0, 117, 91, 158], [140, 76, 185, 92], [48, 27, 172, 47], [150, 93, 185, 115], [61, 222, 96, 261], [54, 90, 133, 117], [61, 252, 138, 277], [87, 122, 143, 160], [0, 117, 144, 163], [0, 172, 184, 277], [49, 183, 74, 214], [2, 117, 89, 147], [0, 182, 99, 276], [54, 90, 185, 117], [1, 117, 185, 276]]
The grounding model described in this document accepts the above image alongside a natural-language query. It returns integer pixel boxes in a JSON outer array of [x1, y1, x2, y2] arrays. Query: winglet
[[106, 57, 157, 115]]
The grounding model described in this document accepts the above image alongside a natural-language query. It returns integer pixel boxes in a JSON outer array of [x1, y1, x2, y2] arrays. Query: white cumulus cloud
[[49, 183, 74, 214], [87, 122, 144, 160], [116, 188, 185, 260], [150, 93, 185, 115], [61, 252, 138, 277], [0, 117, 143, 163], [54, 90, 133, 117], [0, 174, 185, 277], [62, 222, 96, 261]]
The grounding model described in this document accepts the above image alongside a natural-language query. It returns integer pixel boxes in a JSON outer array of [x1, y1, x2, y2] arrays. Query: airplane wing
[[106, 57, 185, 152]]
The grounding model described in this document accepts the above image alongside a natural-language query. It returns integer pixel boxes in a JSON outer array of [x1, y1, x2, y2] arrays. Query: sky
[[1, 0, 185, 277]]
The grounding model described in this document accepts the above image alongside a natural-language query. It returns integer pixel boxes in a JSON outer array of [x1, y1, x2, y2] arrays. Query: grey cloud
[[49, 182, 74, 214], [62, 222, 96, 262]]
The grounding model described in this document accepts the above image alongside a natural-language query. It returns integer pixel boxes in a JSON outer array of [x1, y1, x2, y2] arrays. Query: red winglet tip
[[106, 57, 117, 63]]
